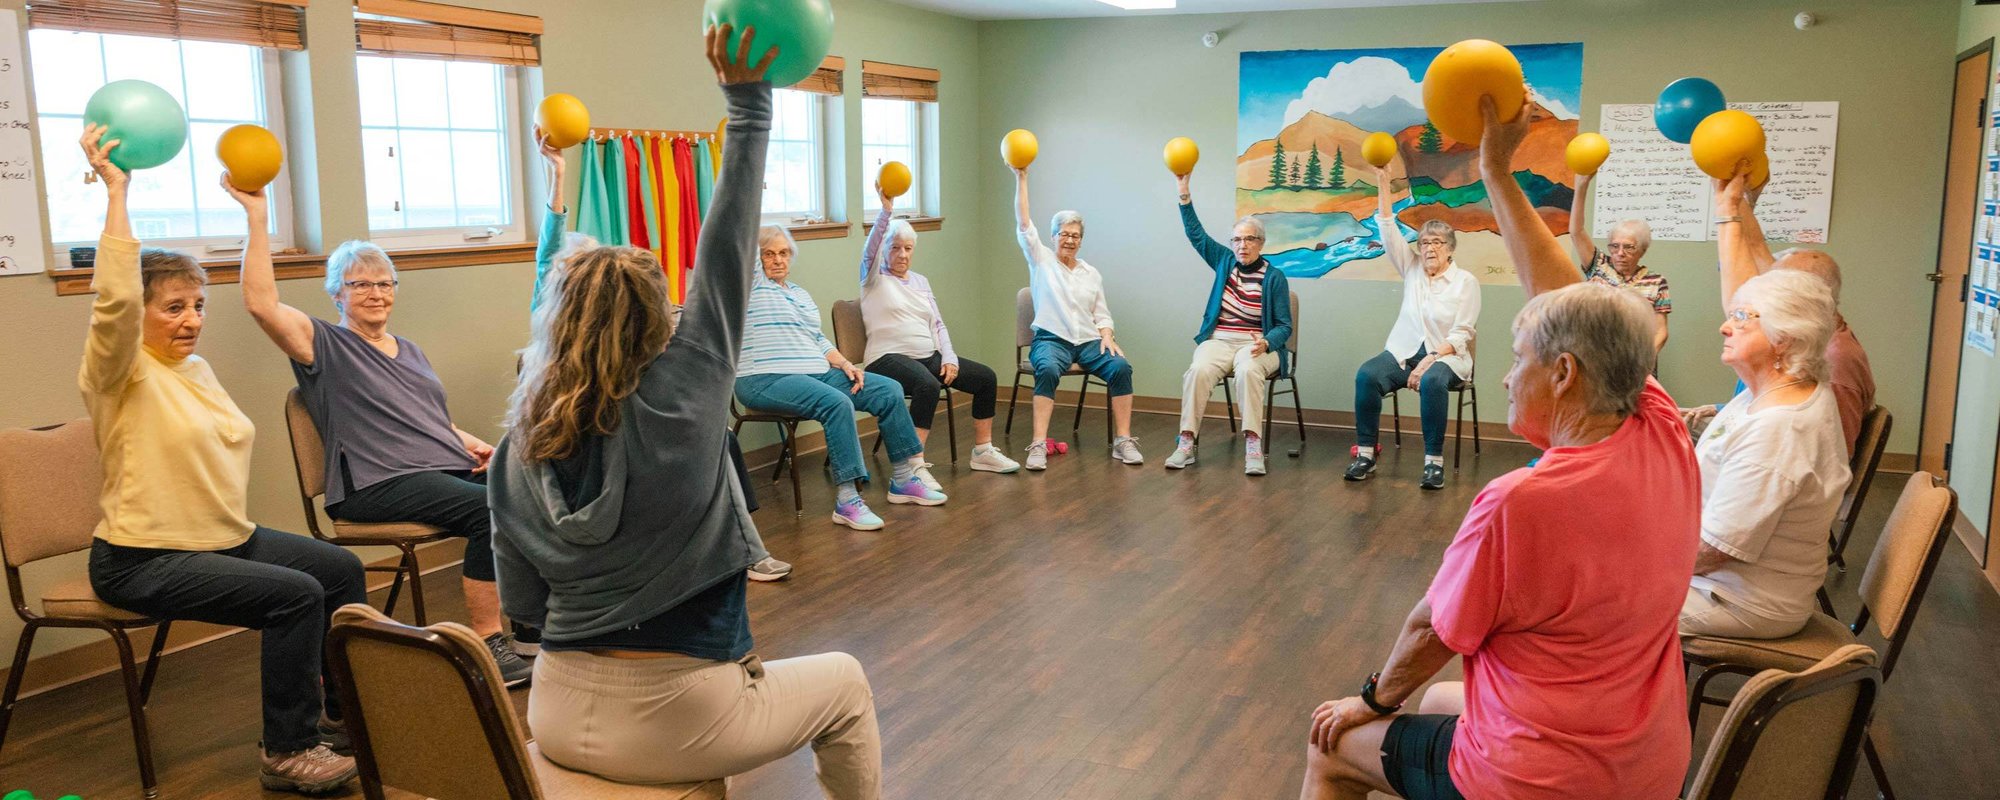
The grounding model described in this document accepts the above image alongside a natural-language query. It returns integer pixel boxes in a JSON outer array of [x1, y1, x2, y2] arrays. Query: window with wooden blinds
[[353, 0, 541, 66], [861, 60, 938, 103], [791, 55, 844, 96], [25, 0, 309, 50]]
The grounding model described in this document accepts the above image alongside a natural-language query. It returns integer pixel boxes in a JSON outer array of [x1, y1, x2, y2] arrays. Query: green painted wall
[[973, 0, 1958, 457], [0, 0, 979, 666]]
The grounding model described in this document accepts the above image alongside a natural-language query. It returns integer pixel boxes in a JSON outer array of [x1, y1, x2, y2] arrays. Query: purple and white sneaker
[[832, 497, 885, 530], [886, 477, 948, 506]]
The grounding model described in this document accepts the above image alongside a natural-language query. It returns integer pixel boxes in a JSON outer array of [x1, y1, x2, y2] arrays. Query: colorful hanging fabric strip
[[695, 138, 716, 217], [632, 135, 658, 252], [674, 137, 700, 280]]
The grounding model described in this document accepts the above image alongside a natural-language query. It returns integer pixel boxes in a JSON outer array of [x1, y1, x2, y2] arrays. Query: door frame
[[1920, 38, 1993, 477]]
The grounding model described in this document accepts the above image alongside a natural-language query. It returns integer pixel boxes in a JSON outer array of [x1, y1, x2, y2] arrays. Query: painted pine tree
[[1330, 148, 1347, 189], [1268, 140, 1288, 189], [1302, 146, 1323, 189], [1290, 163, 1302, 187], [1419, 121, 1443, 154]]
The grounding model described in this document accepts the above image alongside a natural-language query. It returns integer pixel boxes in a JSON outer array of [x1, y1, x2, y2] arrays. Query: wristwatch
[[1360, 671, 1402, 715]]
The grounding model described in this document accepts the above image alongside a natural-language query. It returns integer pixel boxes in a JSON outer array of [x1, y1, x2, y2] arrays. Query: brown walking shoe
[[260, 743, 358, 795]]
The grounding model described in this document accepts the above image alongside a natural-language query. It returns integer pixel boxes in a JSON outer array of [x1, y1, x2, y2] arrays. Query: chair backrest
[[1685, 644, 1880, 800], [1837, 406, 1892, 529], [1856, 471, 1958, 676], [0, 419, 103, 570], [328, 603, 543, 800], [830, 299, 868, 366], [284, 389, 327, 502], [1014, 287, 1036, 349], [1285, 292, 1300, 355]]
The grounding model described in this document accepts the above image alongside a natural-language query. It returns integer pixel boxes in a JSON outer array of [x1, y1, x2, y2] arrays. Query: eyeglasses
[[1418, 238, 1450, 248], [1230, 236, 1264, 245], [343, 280, 398, 294], [1725, 308, 1761, 327], [1607, 242, 1642, 252], [1055, 232, 1084, 241]]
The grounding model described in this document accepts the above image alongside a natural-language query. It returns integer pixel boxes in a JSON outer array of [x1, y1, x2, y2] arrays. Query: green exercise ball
[[82, 80, 188, 171], [702, 0, 835, 87]]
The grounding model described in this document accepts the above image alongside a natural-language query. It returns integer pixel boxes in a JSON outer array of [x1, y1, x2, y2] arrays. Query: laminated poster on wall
[[1591, 102, 1837, 244], [0, 12, 48, 276]]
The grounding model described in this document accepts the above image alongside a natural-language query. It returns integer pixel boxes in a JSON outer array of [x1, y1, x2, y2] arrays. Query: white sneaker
[[914, 464, 944, 491], [1111, 436, 1144, 465], [969, 446, 1021, 473], [1025, 440, 1049, 471], [1164, 433, 1197, 469]]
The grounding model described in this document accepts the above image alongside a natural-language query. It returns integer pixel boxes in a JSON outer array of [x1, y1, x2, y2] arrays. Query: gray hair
[[1511, 282, 1659, 416], [326, 240, 396, 309], [1733, 269, 1836, 383], [1772, 248, 1843, 305], [1419, 219, 1457, 250], [1050, 210, 1085, 236], [1608, 219, 1653, 254], [877, 219, 919, 268], [757, 225, 797, 265], [1233, 216, 1266, 239]]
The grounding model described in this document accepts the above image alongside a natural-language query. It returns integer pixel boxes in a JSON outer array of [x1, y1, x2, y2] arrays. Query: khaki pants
[[1180, 333, 1280, 436], [1679, 586, 1806, 639], [529, 649, 881, 799]]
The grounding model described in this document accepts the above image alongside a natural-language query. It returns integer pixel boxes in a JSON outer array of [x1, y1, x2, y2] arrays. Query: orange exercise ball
[[1421, 39, 1526, 145], [1361, 132, 1397, 169], [1749, 150, 1771, 190], [878, 160, 912, 199], [537, 93, 591, 149], [216, 124, 282, 192], [1001, 128, 1039, 169], [1689, 110, 1766, 181], [1565, 132, 1610, 176], [1163, 137, 1199, 176]]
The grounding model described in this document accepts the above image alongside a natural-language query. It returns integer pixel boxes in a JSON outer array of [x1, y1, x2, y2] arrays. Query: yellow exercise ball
[[1565, 132, 1610, 176], [216, 124, 283, 192], [1361, 132, 1397, 169], [536, 93, 591, 149], [1689, 110, 1766, 181], [1421, 39, 1526, 145], [1163, 137, 1199, 176], [1002, 128, 1039, 169], [878, 160, 913, 199], [1749, 150, 1771, 189]]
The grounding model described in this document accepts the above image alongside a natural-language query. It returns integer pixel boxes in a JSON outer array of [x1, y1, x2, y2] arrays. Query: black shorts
[[1382, 714, 1466, 800]]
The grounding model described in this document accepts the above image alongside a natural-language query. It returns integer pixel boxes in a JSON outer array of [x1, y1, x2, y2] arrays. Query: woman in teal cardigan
[[1165, 171, 1293, 476]]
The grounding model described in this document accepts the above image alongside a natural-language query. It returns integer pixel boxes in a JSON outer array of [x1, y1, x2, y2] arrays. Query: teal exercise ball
[[82, 80, 187, 171], [702, 0, 835, 87]]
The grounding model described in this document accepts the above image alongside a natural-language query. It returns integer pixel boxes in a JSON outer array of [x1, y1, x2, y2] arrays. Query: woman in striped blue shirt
[[735, 226, 948, 530]]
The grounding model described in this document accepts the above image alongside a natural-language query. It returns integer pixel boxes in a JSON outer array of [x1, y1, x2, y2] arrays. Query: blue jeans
[[1354, 348, 1460, 457], [736, 369, 925, 485], [1029, 329, 1134, 398]]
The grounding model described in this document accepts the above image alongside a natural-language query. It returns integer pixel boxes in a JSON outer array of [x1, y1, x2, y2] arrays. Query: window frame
[[761, 87, 833, 227], [32, 33, 296, 266], [355, 54, 528, 249]]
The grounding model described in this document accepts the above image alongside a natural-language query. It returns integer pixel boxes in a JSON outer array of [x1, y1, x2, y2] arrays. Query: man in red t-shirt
[[1301, 96, 1701, 800]]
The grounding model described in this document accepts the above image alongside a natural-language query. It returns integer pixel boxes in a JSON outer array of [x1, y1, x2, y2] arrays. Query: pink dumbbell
[[1043, 438, 1069, 455]]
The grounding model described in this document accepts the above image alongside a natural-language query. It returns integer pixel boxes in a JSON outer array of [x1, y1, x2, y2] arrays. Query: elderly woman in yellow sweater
[[76, 125, 366, 795]]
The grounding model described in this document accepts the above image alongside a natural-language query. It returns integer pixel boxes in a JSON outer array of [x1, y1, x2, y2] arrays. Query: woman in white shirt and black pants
[[1345, 166, 1482, 490], [859, 186, 1020, 475]]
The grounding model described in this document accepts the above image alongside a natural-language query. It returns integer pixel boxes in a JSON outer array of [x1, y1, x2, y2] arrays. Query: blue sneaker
[[832, 497, 885, 530], [886, 476, 948, 506]]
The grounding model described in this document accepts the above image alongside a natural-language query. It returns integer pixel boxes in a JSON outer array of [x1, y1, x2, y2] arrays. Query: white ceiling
[[878, 0, 1535, 22]]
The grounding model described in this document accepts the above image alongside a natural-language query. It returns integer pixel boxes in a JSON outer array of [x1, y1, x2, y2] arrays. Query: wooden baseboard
[[0, 539, 467, 702]]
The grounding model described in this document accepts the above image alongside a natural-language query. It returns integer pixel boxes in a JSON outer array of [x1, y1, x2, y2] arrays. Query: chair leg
[[1290, 379, 1307, 458], [381, 563, 406, 619], [138, 619, 173, 703], [1073, 377, 1090, 434], [1391, 391, 1403, 448], [1222, 380, 1237, 434], [944, 387, 959, 464], [401, 546, 428, 626], [1471, 382, 1482, 455], [1260, 381, 1272, 443], [1454, 388, 1466, 471], [0, 620, 42, 751], [786, 423, 804, 516], [1864, 733, 1895, 800], [1006, 372, 1024, 436], [1816, 585, 1837, 617], [107, 626, 161, 799]]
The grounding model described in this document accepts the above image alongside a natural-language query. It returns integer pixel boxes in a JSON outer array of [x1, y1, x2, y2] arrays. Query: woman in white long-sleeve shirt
[[1344, 166, 1481, 491]]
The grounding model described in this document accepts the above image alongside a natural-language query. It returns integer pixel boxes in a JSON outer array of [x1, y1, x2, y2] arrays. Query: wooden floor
[[5, 406, 1999, 798]]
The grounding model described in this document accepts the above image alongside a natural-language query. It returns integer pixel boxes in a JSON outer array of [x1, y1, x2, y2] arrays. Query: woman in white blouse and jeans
[[1344, 166, 1482, 491], [859, 185, 1020, 475]]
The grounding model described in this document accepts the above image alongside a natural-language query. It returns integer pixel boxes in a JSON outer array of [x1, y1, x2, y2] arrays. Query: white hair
[[1772, 248, 1843, 305], [757, 225, 797, 268], [326, 240, 396, 310], [1051, 210, 1085, 236], [1233, 216, 1266, 239], [1733, 269, 1836, 383], [879, 219, 918, 267], [1511, 282, 1658, 416], [1418, 219, 1457, 250], [1608, 219, 1653, 254]]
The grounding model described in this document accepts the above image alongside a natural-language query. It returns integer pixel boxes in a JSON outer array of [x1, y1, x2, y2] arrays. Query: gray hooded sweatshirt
[[489, 82, 771, 643]]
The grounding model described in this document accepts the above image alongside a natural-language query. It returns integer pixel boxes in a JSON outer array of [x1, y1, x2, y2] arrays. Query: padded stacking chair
[[0, 419, 174, 799], [1004, 287, 1114, 445], [1387, 339, 1481, 469], [1829, 405, 1892, 573], [830, 299, 957, 464], [1217, 292, 1309, 457], [1683, 644, 1881, 800], [729, 403, 807, 516], [1684, 472, 1957, 800], [328, 604, 726, 799], [285, 389, 450, 624]]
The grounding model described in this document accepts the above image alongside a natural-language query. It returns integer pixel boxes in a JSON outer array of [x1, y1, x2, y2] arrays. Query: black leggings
[[329, 468, 495, 582], [865, 352, 997, 430]]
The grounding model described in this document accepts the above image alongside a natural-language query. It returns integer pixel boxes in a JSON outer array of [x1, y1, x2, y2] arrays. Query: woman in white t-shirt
[[858, 184, 1020, 476], [1682, 269, 1849, 639]]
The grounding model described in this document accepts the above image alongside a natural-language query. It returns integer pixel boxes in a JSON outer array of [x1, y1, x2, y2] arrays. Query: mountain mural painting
[[1237, 43, 1584, 282]]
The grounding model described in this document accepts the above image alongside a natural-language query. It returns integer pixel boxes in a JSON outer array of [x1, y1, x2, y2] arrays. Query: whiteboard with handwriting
[[0, 13, 45, 276], [1592, 102, 1838, 244]]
